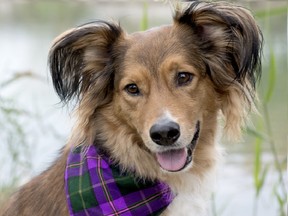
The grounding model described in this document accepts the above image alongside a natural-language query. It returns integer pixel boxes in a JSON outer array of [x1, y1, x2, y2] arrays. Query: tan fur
[[1, 1, 262, 215]]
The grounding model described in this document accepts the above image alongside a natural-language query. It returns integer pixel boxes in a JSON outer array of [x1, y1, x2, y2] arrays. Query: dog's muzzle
[[150, 121, 200, 172]]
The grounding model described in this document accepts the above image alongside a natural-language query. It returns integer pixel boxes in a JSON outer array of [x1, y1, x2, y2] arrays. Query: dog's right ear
[[49, 21, 123, 104]]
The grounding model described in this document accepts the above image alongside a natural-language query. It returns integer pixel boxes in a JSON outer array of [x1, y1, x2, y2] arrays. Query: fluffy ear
[[174, 1, 263, 138], [49, 21, 124, 106]]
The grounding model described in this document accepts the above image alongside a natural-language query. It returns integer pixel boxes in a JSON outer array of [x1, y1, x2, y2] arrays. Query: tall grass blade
[[252, 120, 269, 198], [253, 121, 263, 196], [257, 164, 269, 197], [253, 133, 262, 195], [264, 49, 276, 103], [141, 2, 148, 31]]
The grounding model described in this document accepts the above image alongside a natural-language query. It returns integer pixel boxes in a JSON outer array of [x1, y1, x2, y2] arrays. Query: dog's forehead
[[124, 25, 188, 73]]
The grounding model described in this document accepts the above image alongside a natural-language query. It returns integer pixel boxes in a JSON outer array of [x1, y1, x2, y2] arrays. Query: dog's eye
[[125, 84, 140, 96], [177, 72, 194, 86]]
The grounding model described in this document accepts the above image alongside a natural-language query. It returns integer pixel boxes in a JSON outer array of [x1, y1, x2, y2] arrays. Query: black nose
[[150, 121, 180, 146]]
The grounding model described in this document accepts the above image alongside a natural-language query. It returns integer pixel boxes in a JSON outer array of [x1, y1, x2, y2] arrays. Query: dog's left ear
[[174, 2, 263, 138]]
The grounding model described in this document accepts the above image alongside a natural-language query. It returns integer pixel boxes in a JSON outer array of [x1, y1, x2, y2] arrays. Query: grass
[[250, 5, 287, 216], [0, 79, 30, 205]]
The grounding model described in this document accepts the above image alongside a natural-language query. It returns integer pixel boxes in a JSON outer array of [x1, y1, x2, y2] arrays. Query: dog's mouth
[[155, 121, 200, 172]]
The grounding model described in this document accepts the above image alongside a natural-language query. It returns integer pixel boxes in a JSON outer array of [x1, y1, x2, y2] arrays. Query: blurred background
[[0, 0, 287, 215]]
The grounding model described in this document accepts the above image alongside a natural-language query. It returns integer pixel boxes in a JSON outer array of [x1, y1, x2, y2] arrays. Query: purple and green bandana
[[65, 145, 173, 216]]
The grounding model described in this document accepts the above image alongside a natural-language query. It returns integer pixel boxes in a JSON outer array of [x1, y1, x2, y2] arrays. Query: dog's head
[[49, 2, 262, 176]]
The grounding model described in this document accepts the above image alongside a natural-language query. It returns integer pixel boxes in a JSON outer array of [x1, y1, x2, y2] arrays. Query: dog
[[1, 1, 262, 216]]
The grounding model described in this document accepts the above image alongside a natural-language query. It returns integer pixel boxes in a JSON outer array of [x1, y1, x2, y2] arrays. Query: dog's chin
[[155, 121, 200, 173]]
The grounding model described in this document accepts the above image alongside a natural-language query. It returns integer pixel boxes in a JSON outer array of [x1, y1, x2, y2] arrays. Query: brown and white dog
[[1, 1, 262, 215]]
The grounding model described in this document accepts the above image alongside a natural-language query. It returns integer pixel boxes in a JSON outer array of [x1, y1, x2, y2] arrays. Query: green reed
[[248, 4, 287, 216], [0, 73, 33, 205]]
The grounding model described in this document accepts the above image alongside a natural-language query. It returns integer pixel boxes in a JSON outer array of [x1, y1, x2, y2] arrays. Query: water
[[214, 152, 286, 216], [0, 1, 287, 215]]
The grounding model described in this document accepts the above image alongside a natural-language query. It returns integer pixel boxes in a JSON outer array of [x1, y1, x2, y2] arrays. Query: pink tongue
[[156, 148, 187, 172]]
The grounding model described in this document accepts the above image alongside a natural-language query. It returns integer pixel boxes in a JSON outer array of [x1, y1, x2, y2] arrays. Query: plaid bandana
[[65, 145, 174, 216]]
